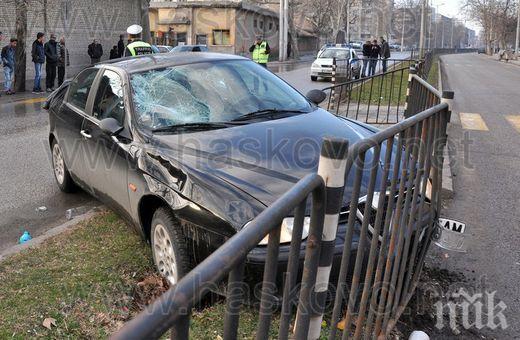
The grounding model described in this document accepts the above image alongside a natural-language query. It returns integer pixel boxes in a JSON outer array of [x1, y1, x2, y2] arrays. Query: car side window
[[92, 70, 125, 125], [67, 68, 99, 111]]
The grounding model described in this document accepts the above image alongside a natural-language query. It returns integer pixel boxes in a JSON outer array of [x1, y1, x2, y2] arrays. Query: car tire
[[311, 76, 318, 81], [151, 207, 191, 285], [51, 140, 76, 193]]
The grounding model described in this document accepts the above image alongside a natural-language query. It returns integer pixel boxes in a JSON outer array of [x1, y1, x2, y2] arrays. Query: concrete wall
[[0, 0, 142, 83]]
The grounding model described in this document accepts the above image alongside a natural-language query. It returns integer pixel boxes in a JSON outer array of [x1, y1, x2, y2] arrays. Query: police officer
[[249, 35, 270, 67], [124, 24, 153, 57]]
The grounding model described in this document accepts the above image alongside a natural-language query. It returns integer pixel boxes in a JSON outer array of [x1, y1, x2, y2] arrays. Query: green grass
[[427, 56, 440, 89], [346, 67, 410, 107], [0, 212, 154, 339], [0, 212, 345, 339]]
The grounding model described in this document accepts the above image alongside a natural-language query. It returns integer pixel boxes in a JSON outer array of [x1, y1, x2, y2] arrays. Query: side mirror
[[306, 89, 327, 105], [99, 117, 123, 136]]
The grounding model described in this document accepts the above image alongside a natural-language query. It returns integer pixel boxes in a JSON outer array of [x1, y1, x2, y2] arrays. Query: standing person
[[379, 36, 391, 73], [88, 39, 103, 64], [249, 35, 270, 67], [1, 38, 17, 95], [44, 34, 58, 92], [31, 32, 45, 94], [117, 34, 125, 58], [110, 45, 119, 59], [57, 37, 69, 87], [124, 25, 153, 56], [361, 40, 371, 77], [368, 39, 381, 76]]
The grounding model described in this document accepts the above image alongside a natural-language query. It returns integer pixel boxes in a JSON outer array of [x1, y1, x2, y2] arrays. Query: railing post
[[306, 137, 349, 340], [441, 90, 455, 122], [330, 57, 337, 111], [404, 67, 418, 119]]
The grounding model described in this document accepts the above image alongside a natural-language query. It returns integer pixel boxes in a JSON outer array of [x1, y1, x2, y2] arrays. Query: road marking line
[[18, 97, 47, 104], [505, 115, 520, 133], [459, 113, 489, 131]]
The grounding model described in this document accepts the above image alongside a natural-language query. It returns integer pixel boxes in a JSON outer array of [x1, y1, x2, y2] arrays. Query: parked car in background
[[311, 47, 361, 81], [170, 44, 209, 53], [43, 53, 389, 288], [156, 45, 173, 53]]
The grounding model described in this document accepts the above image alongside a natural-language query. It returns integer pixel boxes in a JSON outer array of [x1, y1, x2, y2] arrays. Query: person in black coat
[[44, 34, 58, 92], [379, 37, 391, 73], [368, 39, 381, 76], [110, 45, 119, 59], [88, 39, 103, 64], [31, 32, 45, 93], [117, 35, 125, 58], [361, 40, 371, 77]]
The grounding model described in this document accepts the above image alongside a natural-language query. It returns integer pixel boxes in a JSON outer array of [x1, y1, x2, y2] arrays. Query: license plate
[[433, 218, 468, 252]]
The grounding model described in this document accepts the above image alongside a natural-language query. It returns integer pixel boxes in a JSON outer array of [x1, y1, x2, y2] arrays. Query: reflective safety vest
[[252, 41, 269, 64], [126, 41, 154, 56]]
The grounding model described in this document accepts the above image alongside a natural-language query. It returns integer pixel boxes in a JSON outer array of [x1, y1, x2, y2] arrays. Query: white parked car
[[310, 47, 361, 82]]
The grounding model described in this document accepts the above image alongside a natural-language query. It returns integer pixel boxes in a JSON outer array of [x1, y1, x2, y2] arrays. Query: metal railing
[[112, 76, 454, 339]]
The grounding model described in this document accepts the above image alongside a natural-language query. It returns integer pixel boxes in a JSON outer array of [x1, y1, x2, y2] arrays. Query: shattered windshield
[[130, 60, 313, 131]]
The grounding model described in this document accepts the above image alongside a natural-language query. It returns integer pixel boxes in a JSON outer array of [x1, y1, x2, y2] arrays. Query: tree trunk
[[43, 0, 48, 33], [15, 0, 28, 92], [140, 0, 151, 43], [288, 4, 299, 59]]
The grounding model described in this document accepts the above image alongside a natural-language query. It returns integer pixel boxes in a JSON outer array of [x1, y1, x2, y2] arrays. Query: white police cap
[[127, 24, 143, 35]]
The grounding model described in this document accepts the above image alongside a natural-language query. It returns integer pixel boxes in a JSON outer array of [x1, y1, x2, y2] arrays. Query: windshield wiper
[[152, 122, 241, 133], [231, 108, 308, 122]]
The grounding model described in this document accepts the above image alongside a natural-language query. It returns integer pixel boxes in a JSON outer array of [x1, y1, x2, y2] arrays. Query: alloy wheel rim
[[52, 143, 65, 185], [153, 223, 178, 285]]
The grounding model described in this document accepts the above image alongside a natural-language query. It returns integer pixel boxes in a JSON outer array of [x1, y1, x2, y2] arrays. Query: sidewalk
[[0, 89, 47, 105]]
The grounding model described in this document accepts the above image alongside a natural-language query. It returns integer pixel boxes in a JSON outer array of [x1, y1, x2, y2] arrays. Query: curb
[[0, 206, 104, 262], [438, 57, 454, 200]]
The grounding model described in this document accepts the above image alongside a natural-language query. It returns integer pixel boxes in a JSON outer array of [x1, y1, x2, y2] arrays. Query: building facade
[[149, 1, 279, 56]]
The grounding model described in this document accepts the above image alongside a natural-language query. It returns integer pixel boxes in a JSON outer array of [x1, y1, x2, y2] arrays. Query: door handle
[[80, 130, 92, 139]]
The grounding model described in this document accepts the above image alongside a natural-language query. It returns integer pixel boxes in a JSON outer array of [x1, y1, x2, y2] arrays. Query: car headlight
[[258, 217, 310, 246], [311, 62, 320, 68]]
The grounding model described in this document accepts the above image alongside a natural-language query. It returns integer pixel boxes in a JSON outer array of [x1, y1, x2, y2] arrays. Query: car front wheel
[[311, 76, 318, 81], [51, 140, 76, 193], [151, 207, 191, 285]]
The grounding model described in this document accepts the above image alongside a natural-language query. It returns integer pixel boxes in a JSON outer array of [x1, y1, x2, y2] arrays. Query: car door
[[80, 68, 132, 216], [57, 68, 100, 190]]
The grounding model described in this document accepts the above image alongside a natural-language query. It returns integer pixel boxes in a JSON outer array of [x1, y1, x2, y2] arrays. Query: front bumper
[[311, 66, 333, 77]]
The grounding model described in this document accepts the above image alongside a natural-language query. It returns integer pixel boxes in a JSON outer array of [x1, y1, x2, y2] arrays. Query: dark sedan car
[[44, 53, 387, 286]]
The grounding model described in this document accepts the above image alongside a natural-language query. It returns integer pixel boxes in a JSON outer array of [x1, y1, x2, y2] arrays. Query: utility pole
[[279, 0, 287, 61], [401, 5, 406, 52], [428, 1, 432, 50], [419, 0, 426, 58], [346, 1, 350, 44], [516, 0, 520, 54], [450, 18, 454, 48]]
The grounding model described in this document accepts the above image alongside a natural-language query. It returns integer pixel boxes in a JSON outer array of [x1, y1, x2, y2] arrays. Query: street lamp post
[[515, 0, 520, 56], [419, 0, 427, 58], [401, 5, 406, 52]]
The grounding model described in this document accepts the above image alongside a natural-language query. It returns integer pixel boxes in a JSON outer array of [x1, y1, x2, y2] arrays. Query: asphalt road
[[434, 53, 520, 338], [0, 96, 95, 253], [0, 51, 411, 252]]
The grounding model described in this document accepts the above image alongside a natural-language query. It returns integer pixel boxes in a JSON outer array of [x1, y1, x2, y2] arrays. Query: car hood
[[315, 58, 334, 66], [151, 109, 388, 212]]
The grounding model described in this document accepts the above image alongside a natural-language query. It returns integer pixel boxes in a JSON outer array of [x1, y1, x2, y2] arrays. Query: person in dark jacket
[[1, 38, 17, 95], [31, 32, 45, 93], [57, 37, 69, 86], [379, 36, 391, 73], [110, 45, 119, 59], [368, 39, 381, 76], [44, 34, 58, 92], [361, 40, 371, 77], [117, 35, 125, 58], [88, 39, 103, 64]]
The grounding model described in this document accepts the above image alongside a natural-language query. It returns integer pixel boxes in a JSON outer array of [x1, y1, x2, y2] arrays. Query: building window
[[260, 21, 264, 29], [269, 22, 273, 30], [212, 29, 230, 45], [254, 19, 258, 28], [196, 34, 207, 45]]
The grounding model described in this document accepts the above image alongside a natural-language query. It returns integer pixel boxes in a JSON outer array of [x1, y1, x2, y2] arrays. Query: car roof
[[97, 52, 246, 74]]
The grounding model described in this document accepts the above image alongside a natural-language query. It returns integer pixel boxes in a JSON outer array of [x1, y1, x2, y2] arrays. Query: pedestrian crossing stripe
[[459, 113, 489, 131], [505, 115, 520, 133]]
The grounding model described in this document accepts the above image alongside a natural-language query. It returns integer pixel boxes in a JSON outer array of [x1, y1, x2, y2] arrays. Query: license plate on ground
[[433, 218, 468, 252]]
